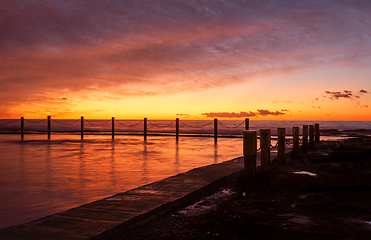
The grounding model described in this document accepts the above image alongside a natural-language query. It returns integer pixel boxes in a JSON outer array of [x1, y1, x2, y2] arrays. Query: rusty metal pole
[[245, 118, 249, 130], [277, 128, 286, 163], [176, 118, 179, 139], [315, 123, 320, 143], [21, 117, 24, 141], [214, 118, 218, 141], [243, 130, 257, 181], [48, 116, 51, 140], [293, 127, 299, 156], [302, 125, 308, 154], [112, 117, 115, 139], [309, 125, 314, 149], [81, 116, 84, 140], [144, 118, 147, 140], [260, 129, 271, 167]]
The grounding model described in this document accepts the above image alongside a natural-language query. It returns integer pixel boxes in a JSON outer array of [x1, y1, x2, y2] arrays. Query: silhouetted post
[[277, 128, 286, 163], [245, 118, 249, 130], [112, 117, 115, 139], [21, 117, 24, 140], [243, 130, 257, 181], [309, 125, 314, 149], [302, 125, 308, 154], [176, 118, 179, 139], [48, 116, 51, 140], [214, 118, 218, 140], [260, 129, 271, 167], [144, 118, 147, 139], [293, 127, 299, 155], [315, 123, 320, 143], [81, 116, 84, 139]]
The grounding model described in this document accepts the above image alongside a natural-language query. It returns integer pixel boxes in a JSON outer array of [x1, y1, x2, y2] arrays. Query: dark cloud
[[257, 109, 285, 116], [325, 90, 353, 99], [359, 89, 368, 94], [202, 109, 286, 118], [325, 89, 369, 101]]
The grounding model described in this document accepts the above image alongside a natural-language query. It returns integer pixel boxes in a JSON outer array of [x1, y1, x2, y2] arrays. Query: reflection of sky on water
[[0, 134, 242, 229]]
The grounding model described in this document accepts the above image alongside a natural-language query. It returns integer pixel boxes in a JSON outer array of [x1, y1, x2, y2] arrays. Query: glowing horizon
[[1, 1, 371, 121]]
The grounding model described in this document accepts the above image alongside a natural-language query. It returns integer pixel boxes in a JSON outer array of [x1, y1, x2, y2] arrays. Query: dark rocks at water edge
[[113, 136, 371, 240], [320, 128, 371, 136]]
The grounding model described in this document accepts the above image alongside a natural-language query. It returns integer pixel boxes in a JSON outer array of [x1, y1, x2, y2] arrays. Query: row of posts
[[19, 117, 251, 140], [243, 124, 320, 180]]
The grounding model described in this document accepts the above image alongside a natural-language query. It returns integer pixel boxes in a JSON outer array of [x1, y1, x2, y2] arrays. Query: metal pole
[[81, 116, 84, 140], [214, 118, 218, 140], [144, 118, 147, 140], [260, 129, 271, 167], [112, 117, 115, 139], [21, 117, 24, 141], [48, 116, 51, 140], [176, 118, 179, 139], [245, 118, 249, 130]]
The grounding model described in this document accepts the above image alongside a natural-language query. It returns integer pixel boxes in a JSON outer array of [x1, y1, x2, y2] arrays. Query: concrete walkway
[[0, 156, 248, 240]]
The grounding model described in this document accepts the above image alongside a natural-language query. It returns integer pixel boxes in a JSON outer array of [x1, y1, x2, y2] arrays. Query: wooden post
[[302, 125, 308, 154], [144, 118, 147, 139], [176, 118, 179, 139], [48, 116, 51, 140], [81, 116, 84, 140], [21, 117, 24, 140], [112, 117, 115, 139], [309, 125, 314, 149], [260, 129, 271, 167], [243, 130, 257, 181], [315, 123, 320, 143], [277, 128, 285, 162], [293, 127, 299, 155], [245, 118, 249, 130], [214, 118, 218, 140]]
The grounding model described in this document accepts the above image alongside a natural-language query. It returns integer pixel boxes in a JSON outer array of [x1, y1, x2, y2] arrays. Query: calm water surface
[[0, 134, 243, 229]]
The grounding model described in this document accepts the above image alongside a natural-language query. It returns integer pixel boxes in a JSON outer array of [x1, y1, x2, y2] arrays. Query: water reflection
[[79, 140, 85, 189], [46, 142, 51, 188], [175, 139, 179, 174], [214, 141, 218, 164], [110, 139, 116, 188], [0, 135, 243, 229], [142, 139, 149, 182]]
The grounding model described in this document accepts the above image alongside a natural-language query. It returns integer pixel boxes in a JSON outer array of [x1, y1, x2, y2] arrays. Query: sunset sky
[[1, 0, 371, 120]]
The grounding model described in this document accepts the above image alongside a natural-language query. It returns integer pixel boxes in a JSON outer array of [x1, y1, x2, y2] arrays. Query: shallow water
[[0, 134, 243, 229]]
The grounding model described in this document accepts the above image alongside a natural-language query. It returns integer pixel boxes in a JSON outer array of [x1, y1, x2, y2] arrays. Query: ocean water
[[0, 134, 243, 229], [0, 120, 370, 229]]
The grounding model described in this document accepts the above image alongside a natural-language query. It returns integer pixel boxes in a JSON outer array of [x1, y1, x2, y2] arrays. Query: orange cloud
[[202, 109, 287, 118]]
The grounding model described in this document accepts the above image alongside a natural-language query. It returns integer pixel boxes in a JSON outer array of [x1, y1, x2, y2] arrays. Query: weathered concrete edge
[[91, 161, 244, 240]]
